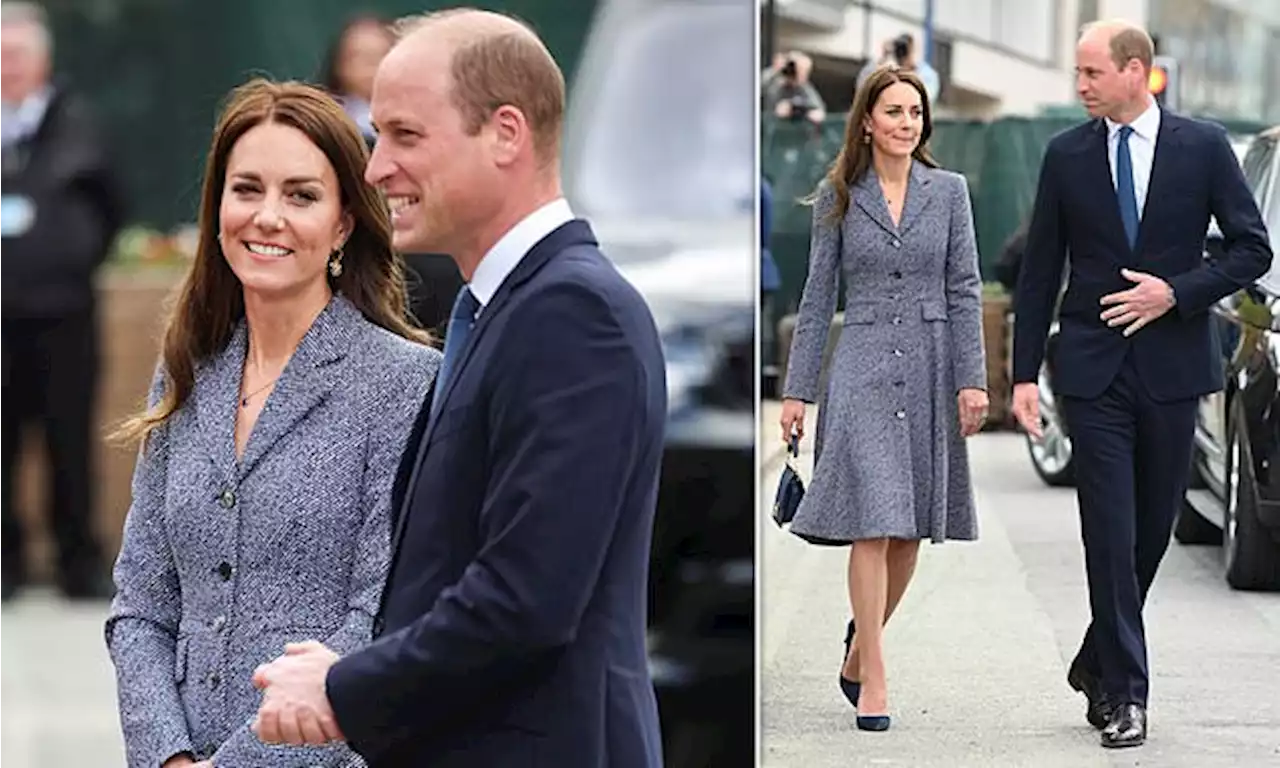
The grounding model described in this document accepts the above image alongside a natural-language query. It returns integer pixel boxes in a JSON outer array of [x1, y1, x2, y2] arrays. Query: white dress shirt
[[1104, 100, 1161, 218], [1, 86, 52, 149], [467, 198, 575, 317]]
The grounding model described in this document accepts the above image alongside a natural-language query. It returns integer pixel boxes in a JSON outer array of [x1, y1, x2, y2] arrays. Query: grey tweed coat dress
[[782, 162, 986, 544], [105, 294, 440, 768]]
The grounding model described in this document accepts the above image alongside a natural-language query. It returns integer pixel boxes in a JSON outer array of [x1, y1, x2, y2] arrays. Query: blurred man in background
[[857, 33, 940, 105], [762, 50, 826, 125], [1, 1, 123, 601]]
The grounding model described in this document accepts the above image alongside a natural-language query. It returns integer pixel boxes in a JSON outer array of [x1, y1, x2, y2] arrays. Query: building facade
[[1148, 0, 1280, 124], [764, 0, 1196, 118]]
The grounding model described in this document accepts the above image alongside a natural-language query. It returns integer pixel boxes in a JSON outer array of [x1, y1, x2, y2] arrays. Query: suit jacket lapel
[[1134, 112, 1180, 259], [388, 219, 598, 554], [897, 161, 935, 237], [852, 172, 897, 236], [236, 295, 358, 478]]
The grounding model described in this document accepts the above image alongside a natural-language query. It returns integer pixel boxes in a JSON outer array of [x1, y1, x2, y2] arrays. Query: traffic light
[[1149, 55, 1179, 110]]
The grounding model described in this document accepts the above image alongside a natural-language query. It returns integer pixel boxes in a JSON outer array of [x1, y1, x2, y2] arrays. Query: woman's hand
[[957, 388, 989, 437], [161, 756, 197, 768], [779, 398, 807, 443]]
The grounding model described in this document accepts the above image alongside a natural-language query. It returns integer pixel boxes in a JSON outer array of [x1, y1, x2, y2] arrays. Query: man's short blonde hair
[[1081, 19, 1154, 73], [394, 9, 565, 165]]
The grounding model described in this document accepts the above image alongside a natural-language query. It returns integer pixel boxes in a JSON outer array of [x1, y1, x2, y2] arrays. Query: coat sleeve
[[104, 367, 193, 768], [1167, 125, 1272, 315], [325, 282, 651, 751], [944, 173, 987, 392], [210, 348, 439, 768], [781, 182, 842, 403]]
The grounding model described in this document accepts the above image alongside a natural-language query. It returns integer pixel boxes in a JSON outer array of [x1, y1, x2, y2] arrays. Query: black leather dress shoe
[[1067, 665, 1115, 730], [1, 578, 19, 604], [59, 570, 114, 601], [1100, 704, 1147, 748]]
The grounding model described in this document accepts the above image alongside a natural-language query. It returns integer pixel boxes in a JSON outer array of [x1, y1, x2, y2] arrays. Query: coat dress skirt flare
[[781, 164, 987, 546]]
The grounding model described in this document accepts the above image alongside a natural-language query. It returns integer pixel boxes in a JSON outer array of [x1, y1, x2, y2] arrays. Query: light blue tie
[[1116, 125, 1140, 248], [431, 286, 479, 414]]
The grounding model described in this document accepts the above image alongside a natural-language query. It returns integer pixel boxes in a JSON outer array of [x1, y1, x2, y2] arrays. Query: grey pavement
[[1, 590, 123, 767], [760, 400, 1280, 768]]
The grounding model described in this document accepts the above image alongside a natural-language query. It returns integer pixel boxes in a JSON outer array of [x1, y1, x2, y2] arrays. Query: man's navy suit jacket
[[1013, 111, 1272, 401], [327, 220, 668, 767]]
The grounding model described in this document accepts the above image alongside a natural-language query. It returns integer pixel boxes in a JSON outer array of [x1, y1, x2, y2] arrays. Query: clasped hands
[[249, 640, 344, 746], [1099, 268, 1176, 336]]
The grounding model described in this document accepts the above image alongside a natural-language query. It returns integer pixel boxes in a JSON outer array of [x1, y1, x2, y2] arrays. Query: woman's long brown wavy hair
[[812, 65, 939, 224], [115, 78, 429, 446]]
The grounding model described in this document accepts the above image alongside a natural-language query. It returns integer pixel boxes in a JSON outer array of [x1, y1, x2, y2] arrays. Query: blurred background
[[760, 0, 1280, 414], [2, 0, 755, 765]]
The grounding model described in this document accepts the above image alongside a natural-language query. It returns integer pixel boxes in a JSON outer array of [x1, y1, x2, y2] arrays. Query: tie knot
[[1119, 125, 1134, 141], [452, 287, 479, 322]]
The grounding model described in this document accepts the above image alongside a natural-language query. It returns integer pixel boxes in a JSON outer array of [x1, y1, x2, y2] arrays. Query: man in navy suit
[[1013, 20, 1271, 749], [250, 9, 668, 766]]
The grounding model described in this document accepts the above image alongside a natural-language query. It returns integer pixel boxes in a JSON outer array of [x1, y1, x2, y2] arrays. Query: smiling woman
[[103, 78, 441, 768]]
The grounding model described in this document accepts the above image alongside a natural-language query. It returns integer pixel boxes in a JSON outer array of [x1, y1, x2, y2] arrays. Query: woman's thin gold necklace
[[240, 376, 278, 408]]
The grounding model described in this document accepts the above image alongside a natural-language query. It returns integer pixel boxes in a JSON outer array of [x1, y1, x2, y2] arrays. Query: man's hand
[[1012, 382, 1042, 440], [1100, 269, 1175, 336], [252, 641, 344, 746], [774, 100, 793, 119], [957, 388, 990, 437]]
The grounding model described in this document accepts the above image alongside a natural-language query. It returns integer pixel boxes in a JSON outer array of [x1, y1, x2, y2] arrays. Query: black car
[[563, 0, 756, 764], [1020, 127, 1280, 591], [1176, 126, 1280, 591]]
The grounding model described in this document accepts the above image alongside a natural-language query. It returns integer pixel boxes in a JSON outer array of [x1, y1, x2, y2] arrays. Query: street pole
[[922, 0, 934, 65], [763, 0, 776, 63]]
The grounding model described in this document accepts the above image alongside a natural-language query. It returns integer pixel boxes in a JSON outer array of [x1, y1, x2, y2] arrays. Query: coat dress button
[[216, 562, 233, 581], [218, 489, 236, 509]]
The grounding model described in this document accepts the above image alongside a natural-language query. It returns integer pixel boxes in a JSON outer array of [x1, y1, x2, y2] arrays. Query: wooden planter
[[14, 267, 182, 582], [981, 293, 1013, 430]]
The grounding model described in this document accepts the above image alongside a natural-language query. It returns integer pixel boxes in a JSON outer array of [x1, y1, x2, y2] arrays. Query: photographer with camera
[[857, 33, 939, 105], [762, 50, 826, 125]]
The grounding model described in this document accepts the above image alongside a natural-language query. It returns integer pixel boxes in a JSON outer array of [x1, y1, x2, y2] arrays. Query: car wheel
[[1174, 502, 1221, 545], [1223, 412, 1280, 590], [1027, 367, 1075, 487]]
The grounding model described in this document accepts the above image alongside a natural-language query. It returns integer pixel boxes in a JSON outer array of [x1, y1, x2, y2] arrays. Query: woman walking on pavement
[[778, 65, 989, 731]]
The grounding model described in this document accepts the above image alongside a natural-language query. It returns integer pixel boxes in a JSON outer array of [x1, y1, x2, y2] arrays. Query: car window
[[1241, 138, 1276, 204], [1247, 138, 1280, 296], [565, 3, 754, 221]]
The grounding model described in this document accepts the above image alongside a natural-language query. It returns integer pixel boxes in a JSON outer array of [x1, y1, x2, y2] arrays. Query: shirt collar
[[468, 197, 575, 309], [1106, 99, 1161, 142], [2, 85, 53, 142]]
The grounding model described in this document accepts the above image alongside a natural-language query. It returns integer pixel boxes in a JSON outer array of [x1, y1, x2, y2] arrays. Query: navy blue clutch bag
[[772, 435, 805, 527]]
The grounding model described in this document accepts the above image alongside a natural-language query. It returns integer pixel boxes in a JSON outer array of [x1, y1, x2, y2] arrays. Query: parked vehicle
[[1176, 125, 1280, 591], [563, 0, 755, 763]]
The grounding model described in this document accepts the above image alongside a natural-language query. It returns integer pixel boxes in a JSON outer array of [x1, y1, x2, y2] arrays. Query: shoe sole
[[1100, 738, 1145, 749]]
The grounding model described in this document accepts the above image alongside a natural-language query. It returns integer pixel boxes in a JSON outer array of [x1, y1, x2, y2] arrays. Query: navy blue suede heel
[[856, 715, 891, 731], [839, 618, 860, 708]]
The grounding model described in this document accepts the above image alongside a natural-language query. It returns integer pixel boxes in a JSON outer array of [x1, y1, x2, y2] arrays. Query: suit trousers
[[1059, 350, 1197, 707], [1, 309, 103, 581]]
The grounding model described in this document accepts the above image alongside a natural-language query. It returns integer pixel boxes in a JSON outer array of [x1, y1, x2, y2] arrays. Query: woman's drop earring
[[329, 248, 344, 278]]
